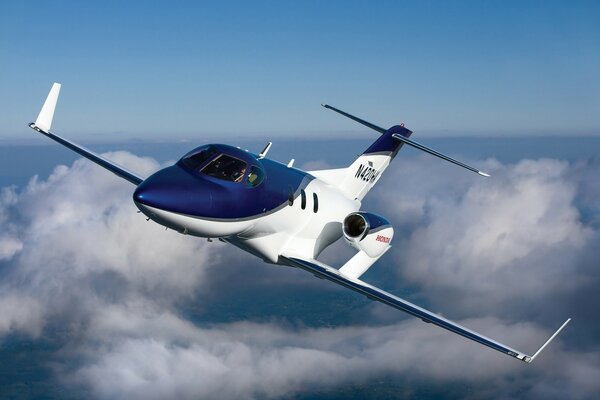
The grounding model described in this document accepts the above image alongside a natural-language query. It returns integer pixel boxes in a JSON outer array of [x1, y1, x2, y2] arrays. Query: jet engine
[[342, 212, 394, 258]]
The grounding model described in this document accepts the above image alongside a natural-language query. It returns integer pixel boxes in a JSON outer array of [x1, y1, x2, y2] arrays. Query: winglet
[[33, 82, 61, 132], [524, 318, 571, 363], [28, 83, 144, 186]]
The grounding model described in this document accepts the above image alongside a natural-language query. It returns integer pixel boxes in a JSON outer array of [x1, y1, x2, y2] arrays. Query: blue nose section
[[133, 183, 161, 208], [133, 165, 213, 214]]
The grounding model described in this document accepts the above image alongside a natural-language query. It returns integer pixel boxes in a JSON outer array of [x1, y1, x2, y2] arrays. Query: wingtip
[[478, 171, 491, 177]]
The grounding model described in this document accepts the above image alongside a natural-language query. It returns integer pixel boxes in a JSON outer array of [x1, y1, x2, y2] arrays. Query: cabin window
[[201, 154, 248, 183], [300, 189, 306, 209], [313, 193, 319, 213], [246, 165, 265, 187]]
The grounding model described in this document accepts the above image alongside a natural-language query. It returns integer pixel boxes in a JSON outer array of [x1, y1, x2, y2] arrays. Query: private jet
[[28, 83, 570, 363]]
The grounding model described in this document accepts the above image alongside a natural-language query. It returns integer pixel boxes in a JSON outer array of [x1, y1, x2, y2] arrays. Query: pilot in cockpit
[[180, 146, 264, 187]]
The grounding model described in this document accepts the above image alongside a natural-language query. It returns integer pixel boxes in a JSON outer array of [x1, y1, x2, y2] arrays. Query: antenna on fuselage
[[258, 142, 272, 159]]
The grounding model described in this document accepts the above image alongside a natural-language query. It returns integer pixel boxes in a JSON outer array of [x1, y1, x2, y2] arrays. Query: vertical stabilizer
[[338, 125, 412, 200]]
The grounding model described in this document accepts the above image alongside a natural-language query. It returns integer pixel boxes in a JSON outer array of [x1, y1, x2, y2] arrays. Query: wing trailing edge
[[280, 254, 570, 363]]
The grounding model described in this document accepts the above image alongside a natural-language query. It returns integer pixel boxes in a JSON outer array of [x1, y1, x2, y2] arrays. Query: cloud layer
[[379, 159, 598, 319], [0, 152, 599, 399]]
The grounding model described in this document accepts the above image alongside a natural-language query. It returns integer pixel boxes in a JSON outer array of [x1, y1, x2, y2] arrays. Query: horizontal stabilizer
[[321, 103, 490, 178], [392, 133, 490, 177], [321, 104, 386, 134]]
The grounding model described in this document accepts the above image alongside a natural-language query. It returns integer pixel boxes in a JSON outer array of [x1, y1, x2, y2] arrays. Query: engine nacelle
[[343, 212, 394, 258]]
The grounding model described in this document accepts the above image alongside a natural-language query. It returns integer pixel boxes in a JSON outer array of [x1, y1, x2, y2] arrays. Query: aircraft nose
[[133, 165, 214, 214], [133, 183, 153, 206], [133, 177, 165, 209]]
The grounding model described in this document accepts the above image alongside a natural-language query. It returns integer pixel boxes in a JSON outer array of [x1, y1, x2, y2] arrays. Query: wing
[[29, 83, 144, 186], [280, 255, 570, 363]]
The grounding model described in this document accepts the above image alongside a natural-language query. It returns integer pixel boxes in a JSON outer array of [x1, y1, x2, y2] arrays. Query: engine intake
[[344, 213, 368, 239]]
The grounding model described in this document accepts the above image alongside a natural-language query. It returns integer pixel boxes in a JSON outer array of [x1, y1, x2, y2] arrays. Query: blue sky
[[1, 1, 599, 140]]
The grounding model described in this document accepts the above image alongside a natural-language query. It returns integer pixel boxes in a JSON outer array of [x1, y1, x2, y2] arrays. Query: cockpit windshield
[[180, 145, 219, 171], [201, 154, 248, 182], [180, 145, 265, 186]]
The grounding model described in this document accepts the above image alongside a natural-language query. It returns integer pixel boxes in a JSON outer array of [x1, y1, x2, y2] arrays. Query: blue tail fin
[[362, 125, 413, 157]]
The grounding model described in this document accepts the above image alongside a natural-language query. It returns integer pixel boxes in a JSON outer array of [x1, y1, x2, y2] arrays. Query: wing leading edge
[[29, 83, 144, 186], [280, 255, 570, 363]]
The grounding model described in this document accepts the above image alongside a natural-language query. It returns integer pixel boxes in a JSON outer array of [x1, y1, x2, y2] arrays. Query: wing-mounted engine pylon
[[339, 212, 393, 279]]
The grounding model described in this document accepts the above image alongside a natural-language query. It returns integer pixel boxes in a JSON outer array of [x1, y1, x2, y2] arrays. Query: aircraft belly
[[137, 203, 254, 237]]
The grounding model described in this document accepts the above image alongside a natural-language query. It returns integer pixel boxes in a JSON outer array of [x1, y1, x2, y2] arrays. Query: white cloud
[[0, 235, 22, 261], [374, 158, 598, 317], [0, 294, 43, 336], [71, 310, 599, 400], [0, 152, 598, 399], [14, 154, 222, 299]]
